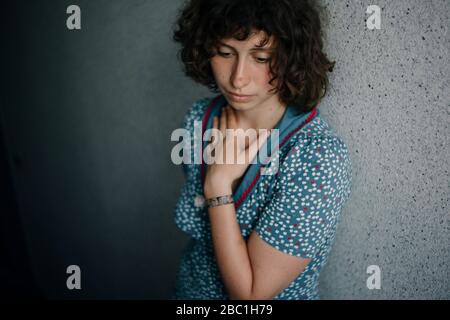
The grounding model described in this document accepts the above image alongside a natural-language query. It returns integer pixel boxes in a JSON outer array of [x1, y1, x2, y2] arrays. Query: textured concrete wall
[[316, 0, 449, 299]]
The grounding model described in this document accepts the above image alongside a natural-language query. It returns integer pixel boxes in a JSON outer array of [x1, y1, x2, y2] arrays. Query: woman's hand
[[203, 105, 271, 198]]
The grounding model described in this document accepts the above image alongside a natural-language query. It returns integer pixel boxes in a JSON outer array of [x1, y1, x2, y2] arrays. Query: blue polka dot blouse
[[172, 95, 352, 300]]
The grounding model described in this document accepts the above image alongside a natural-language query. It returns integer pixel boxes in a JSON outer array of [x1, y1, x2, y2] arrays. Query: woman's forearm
[[205, 185, 254, 300]]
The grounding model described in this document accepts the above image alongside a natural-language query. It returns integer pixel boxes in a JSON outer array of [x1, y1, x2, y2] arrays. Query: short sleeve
[[178, 97, 213, 178], [174, 97, 214, 240], [254, 134, 352, 259]]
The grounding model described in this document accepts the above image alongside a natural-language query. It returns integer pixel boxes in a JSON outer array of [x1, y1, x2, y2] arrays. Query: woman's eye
[[218, 51, 233, 57], [255, 57, 270, 64], [216, 51, 270, 64]]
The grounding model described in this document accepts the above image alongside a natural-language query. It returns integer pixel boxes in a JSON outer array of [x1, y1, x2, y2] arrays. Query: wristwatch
[[205, 195, 234, 209]]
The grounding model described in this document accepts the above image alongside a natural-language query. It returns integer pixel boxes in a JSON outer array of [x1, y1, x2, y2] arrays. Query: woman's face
[[210, 30, 282, 112]]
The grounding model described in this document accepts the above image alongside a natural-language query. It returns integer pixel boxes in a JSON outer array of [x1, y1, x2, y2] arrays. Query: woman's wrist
[[204, 178, 233, 199], [204, 194, 234, 209]]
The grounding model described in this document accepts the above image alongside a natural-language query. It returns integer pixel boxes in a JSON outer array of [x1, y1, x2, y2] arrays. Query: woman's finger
[[247, 129, 271, 164]]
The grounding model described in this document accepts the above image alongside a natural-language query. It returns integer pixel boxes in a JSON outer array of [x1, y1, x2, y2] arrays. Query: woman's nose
[[230, 58, 250, 89]]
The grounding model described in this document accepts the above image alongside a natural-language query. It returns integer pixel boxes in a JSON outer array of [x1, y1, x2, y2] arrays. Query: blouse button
[[194, 194, 205, 208]]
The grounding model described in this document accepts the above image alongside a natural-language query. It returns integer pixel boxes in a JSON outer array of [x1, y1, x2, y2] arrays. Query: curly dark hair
[[172, 0, 335, 112]]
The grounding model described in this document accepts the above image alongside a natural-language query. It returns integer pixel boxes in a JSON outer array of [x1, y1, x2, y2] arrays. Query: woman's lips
[[227, 91, 255, 102]]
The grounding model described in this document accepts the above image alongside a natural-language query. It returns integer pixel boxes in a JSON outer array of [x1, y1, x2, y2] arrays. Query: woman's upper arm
[[246, 230, 311, 300]]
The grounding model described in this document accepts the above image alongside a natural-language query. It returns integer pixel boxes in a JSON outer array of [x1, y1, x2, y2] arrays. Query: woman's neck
[[231, 101, 287, 131]]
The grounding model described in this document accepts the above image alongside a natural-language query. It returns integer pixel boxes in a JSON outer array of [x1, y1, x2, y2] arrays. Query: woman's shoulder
[[280, 114, 352, 184], [291, 114, 350, 157], [274, 113, 353, 207]]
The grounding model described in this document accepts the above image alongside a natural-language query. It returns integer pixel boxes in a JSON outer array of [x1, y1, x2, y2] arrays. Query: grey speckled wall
[[317, 0, 449, 299], [1, 0, 448, 299]]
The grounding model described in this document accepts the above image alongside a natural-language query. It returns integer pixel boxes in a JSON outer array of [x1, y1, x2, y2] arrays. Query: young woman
[[171, 0, 352, 300]]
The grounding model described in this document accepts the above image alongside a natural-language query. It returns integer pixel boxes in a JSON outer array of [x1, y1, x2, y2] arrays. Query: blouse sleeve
[[254, 134, 352, 259], [176, 97, 212, 177], [174, 97, 213, 240]]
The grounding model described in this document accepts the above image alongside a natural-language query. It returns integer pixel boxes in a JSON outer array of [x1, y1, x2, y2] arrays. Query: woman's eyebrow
[[217, 41, 275, 52]]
